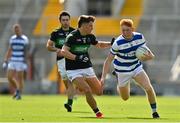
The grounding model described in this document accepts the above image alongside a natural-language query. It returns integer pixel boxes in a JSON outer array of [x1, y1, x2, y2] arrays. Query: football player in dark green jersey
[[62, 15, 112, 118], [46, 11, 75, 112]]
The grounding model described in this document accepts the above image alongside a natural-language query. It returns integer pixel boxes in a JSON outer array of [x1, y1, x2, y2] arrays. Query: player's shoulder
[[133, 32, 144, 39], [50, 28, 61, 35], [10, 35, 16, 40], [87, 33, 96, 39], [21, 35, 29, 44], [70, 29, 79, 36], [66, 30, 77, 40], [69, 27, 75, 31], [114, 35, 126, 46], [21, 34, 28, 40]]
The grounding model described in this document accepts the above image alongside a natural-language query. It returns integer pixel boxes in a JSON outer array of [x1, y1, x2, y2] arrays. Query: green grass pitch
[[0, 95, 180, 122]]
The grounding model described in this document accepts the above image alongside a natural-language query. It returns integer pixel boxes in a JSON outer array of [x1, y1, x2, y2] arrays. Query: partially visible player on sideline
[[46, 11, 76, 112], [62, 15, 112, 118], [2, 24, 29, 100], [101, 19, 160, 118]]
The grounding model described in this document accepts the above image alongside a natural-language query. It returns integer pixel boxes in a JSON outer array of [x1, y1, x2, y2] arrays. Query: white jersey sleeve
[[110, 40, 119, 55]]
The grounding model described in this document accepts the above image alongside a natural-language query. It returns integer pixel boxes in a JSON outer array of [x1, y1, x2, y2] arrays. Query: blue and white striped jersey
[[9, 35, 29, 62], [110, 32, 146, 73]]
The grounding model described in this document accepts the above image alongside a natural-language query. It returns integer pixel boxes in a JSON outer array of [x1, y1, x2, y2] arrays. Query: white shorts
[[57, 58, 68, 80], [8, 61, 27, 72], [67, 67, 96, 81], [116, 66, 144, 87]]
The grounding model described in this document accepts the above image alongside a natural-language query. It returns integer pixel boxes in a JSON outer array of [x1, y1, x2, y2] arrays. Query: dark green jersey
[[50, 27, 75, 61], [64, 29, 98, 70]]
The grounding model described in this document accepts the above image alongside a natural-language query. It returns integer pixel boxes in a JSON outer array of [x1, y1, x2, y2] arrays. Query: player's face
[[121, 25, 133, 39], [13, 25, 22, 36], [84, 21, 94, 34], [60, 16, 70, 29]]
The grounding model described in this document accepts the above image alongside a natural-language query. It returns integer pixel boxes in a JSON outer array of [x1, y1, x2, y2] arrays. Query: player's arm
[[95, 41, 111, 49], [2, 46, 12, 69], [95, 38, 115, 49], [62, 45, 89, 62], [4, 45, 12, 62], [61, 45, 76, 60], [46, 39, 62, 56], [61, 35, 89, 62], [46, 39, 59, 52], [141, 49, 155, 61], [100, 53, 115, 84], [141, 43, 155, 61]]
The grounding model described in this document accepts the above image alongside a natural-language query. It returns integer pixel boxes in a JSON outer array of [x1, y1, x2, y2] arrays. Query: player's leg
[[118, 82, 130, 101], [85, 76, 103, 96], [133, 70, 160, 118], [17, 71, 24, 92], [7, 69, 20, 99], [116, 72, 132, 101], [63, 79, 76, 112], [57, 59, 76, 112], [15, 70, 24, 100], [83, 67, 103, 95], [73, 77, 103, 118], [7, 69, 18, 90]]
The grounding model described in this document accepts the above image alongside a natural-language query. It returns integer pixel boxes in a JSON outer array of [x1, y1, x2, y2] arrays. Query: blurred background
[[0, 0, 180, 96]]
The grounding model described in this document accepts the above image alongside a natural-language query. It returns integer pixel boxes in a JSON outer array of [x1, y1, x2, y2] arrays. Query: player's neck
[[123, 34, 133, 41], [62, 27, 69, 31], [78, 28, 87, 36], [16, 34, 22, 37]]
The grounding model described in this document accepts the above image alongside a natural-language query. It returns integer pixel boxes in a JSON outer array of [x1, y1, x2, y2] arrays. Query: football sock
[[150, 103, 157, 113], [16, 90, 20, 95], [93, 108, 100, 114], [67, 99, 73, 106]]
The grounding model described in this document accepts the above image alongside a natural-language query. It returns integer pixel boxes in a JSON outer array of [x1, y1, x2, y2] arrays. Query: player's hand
[[111, 38, 115, 45], [2, 61, 8, 71], [75, 54, 89, 63], [141, 51, 153, 61], [56, 49, 62, 57], [112, 70, 116, 76]]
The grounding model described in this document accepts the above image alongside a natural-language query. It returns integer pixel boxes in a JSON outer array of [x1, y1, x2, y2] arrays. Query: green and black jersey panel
[[50, 27, 75, 61], [65, 29, 98, 70]]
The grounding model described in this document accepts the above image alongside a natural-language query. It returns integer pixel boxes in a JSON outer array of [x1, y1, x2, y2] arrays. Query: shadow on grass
[[127, 117, 168, 120], [126, 117, 154, 120], [72, 111, 91, 114], [80, 116, 168, 120]]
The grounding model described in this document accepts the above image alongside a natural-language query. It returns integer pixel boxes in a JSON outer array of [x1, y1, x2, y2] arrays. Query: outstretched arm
[[100, 53, 115, 84], [95, 38, 115, 49], [95, 41, 111, 49]]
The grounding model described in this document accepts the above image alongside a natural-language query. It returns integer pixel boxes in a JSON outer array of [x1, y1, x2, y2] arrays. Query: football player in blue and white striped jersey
[[2, 24, 29, 100], [101, 19, 160, 118]]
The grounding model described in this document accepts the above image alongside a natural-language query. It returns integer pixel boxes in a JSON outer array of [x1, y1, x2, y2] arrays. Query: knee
[[121, 96, 129, 101], [7, 76, 13, 82], [95, 90, 103, 96], [83, 87, 92, 94]]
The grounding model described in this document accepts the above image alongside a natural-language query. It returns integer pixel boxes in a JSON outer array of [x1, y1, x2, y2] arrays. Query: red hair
[[120, 19, 133, 27]]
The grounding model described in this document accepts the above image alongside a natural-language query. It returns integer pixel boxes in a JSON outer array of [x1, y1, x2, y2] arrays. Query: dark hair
[[78, 15, 95, 28], [59, 11, 70, 20]]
